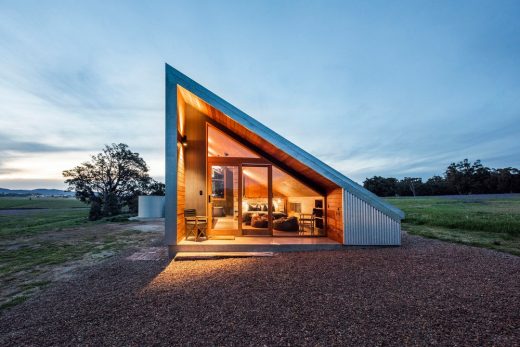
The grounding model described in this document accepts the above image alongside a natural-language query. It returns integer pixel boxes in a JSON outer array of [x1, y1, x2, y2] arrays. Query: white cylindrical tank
[[138, 195, 165, 218]]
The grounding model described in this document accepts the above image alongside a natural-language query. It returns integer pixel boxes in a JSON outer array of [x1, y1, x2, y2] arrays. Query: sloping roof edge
[[166, 63, 405, 220]]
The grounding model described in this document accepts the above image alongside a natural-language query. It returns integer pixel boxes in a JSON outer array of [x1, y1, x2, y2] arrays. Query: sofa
[[250, 214, 269, 228], [242, 212, 287, 225], [273, 216, 299, 231]]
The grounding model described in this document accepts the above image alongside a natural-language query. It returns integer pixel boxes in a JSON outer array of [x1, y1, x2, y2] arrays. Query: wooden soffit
[[178, 86, 339, 193]]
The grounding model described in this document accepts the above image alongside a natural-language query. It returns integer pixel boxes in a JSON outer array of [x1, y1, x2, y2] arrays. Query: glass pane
[[271, 166, 324, 237], [241, 166, 270, 234], [207, 125, 259, 158], [211, 166, 225, 199], [211, 166, 239, 230]]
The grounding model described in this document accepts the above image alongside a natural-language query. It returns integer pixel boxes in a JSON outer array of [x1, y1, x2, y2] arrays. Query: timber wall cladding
[[326, 188, 343, 243], [184, 105, 207, 215], [176, 143, 186, 243], [175, 94, 187, 243]]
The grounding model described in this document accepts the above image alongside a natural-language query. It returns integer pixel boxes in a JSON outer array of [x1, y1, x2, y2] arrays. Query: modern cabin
[[165, 64, 404, 255]]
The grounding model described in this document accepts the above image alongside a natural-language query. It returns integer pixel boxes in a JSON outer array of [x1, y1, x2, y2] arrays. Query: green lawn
[[386, 195, 520, 255], [0, 197, 90, 240], [0, 197, 86, 209]]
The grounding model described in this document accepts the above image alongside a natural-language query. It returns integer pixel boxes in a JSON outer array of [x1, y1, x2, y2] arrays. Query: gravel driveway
[[1, 233, 519, 346]]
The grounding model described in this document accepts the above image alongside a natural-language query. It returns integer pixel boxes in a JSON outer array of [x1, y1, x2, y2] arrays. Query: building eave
[[166, 63, 405, 221]]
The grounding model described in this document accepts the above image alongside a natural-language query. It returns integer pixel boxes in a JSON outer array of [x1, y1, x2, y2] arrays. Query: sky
[[0, 0, 519, 189]]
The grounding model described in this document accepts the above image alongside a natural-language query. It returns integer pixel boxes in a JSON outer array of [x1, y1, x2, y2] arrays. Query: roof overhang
[[166, 64, 405, 220]]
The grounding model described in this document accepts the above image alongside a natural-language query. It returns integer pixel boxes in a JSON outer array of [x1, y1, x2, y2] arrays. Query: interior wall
[[184, 104, 207, 215], [326, 188, 344, 243], [287, 196, 322, 215]]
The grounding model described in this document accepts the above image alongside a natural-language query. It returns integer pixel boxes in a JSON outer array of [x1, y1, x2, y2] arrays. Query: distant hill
[[0, 188, 75, 197]]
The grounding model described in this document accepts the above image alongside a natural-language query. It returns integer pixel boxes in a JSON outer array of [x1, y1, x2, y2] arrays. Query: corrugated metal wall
[[344, 190, 401, 245]]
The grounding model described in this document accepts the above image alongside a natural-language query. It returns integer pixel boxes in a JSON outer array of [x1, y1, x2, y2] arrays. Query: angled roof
[[166, 64, 404, 220]]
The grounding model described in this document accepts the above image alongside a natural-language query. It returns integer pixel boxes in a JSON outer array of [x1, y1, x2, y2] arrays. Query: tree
[[363, 176, 398, 197], [492, 167, 520, 193], [424, 175, 451, 195], [399, 177, 423, 197], [445, 159, 470, 194], [63, 143, 163, 220], [363, 159, 520, 197], [471, 160, 491, 194]]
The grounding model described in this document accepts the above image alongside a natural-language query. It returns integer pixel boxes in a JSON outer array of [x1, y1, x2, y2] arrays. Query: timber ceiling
[[178, 86, 339, 194]]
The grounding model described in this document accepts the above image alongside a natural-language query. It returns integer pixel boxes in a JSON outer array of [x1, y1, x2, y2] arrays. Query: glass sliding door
[[240, 164, 272, 236], [209, 165, 239, 231]]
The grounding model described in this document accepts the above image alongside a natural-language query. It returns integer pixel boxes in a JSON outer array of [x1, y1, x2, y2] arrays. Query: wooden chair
[[299, 213, 315, 236], [184, 209, 208, 241]]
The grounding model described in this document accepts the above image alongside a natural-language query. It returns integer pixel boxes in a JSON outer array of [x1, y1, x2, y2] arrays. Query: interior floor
[[211, 218, 325, 237], [212, 216, 238, 230], [273, 229, 323, 237], [180, 236, 339, 245]]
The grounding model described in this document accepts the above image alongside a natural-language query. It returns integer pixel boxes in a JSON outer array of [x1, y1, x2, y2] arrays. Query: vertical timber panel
[[326, 188, 343, 243], [184, 105, 207, 214], [176, 145, 186, 242]]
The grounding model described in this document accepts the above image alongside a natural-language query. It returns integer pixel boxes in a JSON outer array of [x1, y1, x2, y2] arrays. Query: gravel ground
[[1, 233, 519, 346]]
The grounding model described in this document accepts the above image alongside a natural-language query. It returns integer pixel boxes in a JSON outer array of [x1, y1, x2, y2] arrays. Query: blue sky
[[0, 0, 519, 189]]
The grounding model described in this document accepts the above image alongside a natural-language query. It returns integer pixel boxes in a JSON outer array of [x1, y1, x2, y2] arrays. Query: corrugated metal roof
[[166, 64, 405, 221]]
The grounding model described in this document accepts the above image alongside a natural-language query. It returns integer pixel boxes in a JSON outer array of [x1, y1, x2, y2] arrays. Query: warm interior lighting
[[207, 125, 259, 158], [181, 135, 188, 147]]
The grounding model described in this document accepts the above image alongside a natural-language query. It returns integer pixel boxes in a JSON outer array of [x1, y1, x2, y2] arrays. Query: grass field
[[0, 197, 156, 312], [0, 197, 86, 209], [386, 194, 520, 255], [0, 197, 90, 240]]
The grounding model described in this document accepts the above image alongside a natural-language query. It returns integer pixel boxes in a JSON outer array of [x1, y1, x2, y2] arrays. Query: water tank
[[138, 196, 165, 218]]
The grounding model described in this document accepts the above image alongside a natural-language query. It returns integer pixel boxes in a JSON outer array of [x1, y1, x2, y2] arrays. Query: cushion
[[273, 216, 299, 231], [273, 212, 287, 219], [251, 214, 268, 228]]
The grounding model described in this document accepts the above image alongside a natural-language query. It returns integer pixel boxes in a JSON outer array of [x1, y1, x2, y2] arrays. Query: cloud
[[0, 133, 83, 154], [0, 166, 22, 175], [0, 0, 519, 190]]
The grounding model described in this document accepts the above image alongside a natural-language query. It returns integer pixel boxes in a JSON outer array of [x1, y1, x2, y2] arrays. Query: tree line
[[363, 159, 520, 197]]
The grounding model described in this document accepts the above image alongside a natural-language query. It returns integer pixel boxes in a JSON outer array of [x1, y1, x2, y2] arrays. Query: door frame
[[240, 163, 273, 236], [207, 160, 273, 236], [207, 163, 240, 234]]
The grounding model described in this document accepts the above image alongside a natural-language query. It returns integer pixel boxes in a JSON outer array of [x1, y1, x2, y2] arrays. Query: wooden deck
[[169, 236, 342, 257]]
